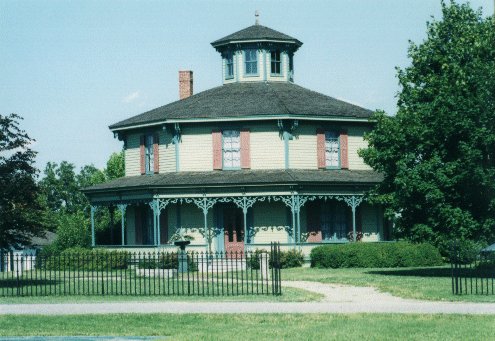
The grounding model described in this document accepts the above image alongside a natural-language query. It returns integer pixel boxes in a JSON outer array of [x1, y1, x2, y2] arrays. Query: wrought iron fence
[[0, 242, 282, 297], [450, 243, 495, 295]]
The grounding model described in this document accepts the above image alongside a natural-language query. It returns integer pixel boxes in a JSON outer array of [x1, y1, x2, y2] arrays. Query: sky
[[1, 0, 493, 173]]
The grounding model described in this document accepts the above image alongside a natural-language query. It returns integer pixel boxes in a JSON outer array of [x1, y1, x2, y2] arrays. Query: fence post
[[259, 251, 269, 281]]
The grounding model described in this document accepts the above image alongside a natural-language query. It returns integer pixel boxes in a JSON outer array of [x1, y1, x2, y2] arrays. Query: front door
[[223, 206, 244, 256]]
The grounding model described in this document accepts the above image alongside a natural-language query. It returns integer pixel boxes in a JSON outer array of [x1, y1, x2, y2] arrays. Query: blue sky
[[1, 0, 493, 173]]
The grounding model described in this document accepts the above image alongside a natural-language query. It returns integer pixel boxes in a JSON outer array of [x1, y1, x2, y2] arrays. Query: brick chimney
[[179, 70, 193, 100]]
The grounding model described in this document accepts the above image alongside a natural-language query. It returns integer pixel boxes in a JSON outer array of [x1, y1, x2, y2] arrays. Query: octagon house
[[83, 21, 391, 255]]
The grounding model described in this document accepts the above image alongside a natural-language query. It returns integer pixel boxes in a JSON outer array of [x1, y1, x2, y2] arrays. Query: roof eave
[[109, 115, 373, 132], [211, 39, 303, 49]]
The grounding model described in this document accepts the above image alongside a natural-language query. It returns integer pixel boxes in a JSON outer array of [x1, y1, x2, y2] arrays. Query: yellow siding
[[125, 133, 141, 176], [251, 202, 290, 243], [159, 130, 175, 173], [250, 123, 285, 169], [179, 126, 213, 171], [348, 126, 372, 170], [289, 123, 318, 169]]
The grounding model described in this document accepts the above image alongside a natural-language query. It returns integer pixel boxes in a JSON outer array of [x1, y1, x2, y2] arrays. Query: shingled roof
[[83, 169, 383, 193], [109, 82, 373, 130], [211, 24, 302, 48]]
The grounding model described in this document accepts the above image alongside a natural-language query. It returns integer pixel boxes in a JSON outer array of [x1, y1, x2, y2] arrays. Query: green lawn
[[1, 314, 494, 340], [0, 285, 322, 304], [282, 266, 495, 302]]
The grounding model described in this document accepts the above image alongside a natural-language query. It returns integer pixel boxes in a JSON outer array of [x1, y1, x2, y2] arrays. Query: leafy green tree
[[0, 114, 48, 251], [360, 2, 495, 250], [105, 151, 125, 180]]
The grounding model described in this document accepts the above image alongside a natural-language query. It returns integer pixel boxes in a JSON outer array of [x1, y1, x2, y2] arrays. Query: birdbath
[[174, 240, 191, 251], [174, 240, 191, 273]]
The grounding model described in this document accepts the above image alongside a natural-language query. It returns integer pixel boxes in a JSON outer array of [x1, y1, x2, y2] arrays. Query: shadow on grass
[[367, 267, 453, 278], [0, 279, 60, 288]]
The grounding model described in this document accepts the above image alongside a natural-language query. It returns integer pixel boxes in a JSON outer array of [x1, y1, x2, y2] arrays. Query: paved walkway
[[1, 281, 495, 315]]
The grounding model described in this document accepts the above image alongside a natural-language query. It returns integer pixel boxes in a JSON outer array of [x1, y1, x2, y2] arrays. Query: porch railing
[[0, 243, 282, 297]]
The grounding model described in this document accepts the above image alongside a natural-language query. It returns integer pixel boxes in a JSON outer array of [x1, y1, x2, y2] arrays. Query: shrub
[[310, 242, 443, 268], [248, 249, 304, 269], [138, 252, 198, 271], [279, 249, 304, 268], [39, 247, 129, 271]]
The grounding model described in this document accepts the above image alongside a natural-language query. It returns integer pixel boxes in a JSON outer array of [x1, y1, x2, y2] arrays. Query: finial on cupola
[[255, 10, 260, 25]]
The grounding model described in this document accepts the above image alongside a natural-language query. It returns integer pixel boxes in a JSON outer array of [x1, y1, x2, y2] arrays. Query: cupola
[[211, 12, 302, 85]]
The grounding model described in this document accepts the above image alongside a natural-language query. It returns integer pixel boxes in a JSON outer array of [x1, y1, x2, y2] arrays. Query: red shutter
[[316, 129, 326, 169], [340, 130, 349, 169], [240, 129, 251, 169], [139, 135, 145, 175], [153, 133, 159, 174], [212, 130, 222, 170]]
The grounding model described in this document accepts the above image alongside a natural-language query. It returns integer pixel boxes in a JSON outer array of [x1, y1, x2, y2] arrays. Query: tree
[[39, 151, 125, 252], [105, 151, 125, 180], [0, 114, 47, 251], [360, 1, 495, 251]]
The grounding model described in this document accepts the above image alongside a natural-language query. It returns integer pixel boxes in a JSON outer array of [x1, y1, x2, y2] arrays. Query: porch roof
[[82, 169, 382, 194]]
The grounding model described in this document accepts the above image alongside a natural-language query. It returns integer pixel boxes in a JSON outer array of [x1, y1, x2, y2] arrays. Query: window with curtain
[[222, 130, 241, 169], [325, 131, 339, 168], [321, 202, 347, 241]]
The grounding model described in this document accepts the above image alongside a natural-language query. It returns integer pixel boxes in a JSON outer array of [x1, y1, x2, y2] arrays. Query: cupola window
[[244, 49, 258, 75], [225, 52, 234, 79], [270, 50, 281, 75]]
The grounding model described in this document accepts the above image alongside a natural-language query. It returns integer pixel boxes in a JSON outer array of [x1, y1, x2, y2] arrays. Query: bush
[[310, 242, 443, 268], [39, 247, 128, 271], [279, 249, 304, 268], [248, 249, 304, 269]]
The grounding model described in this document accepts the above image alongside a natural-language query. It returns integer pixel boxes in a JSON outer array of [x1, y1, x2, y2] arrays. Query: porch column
[[342, 195, 363, 242], [117, 204, 128, 246], [291, 194, 296, 244], [90, 205, 97, 247], [149, 199, 159, 246]]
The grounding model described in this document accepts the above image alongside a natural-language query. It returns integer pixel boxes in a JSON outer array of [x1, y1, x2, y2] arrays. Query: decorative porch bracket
[[117, 204, 128, 246], [295, 194, 364, 242], [191, 196, 219, 253], [90, 205, 98, 247], [231, 196, 257, 245]]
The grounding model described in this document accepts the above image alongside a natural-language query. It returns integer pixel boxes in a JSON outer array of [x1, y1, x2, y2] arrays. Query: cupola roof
[[211, 24, 302, 49]]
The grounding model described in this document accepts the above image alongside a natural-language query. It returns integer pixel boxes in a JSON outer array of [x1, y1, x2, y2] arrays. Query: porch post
[[192, 197, 218, 253], [242, 197, 248, 245], [342, 195, 363, 242], [296, 195, 301, 246], [117, 204, 128, 246], [90, 205, 97, 247], [291, 194, 296, 246], [149, 199, 159, 246]]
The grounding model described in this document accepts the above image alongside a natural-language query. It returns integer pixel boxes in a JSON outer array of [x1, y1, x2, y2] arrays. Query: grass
[[1, 314, 495, 340], [0, 285, 322, 304], [282, 266, 495, 302]]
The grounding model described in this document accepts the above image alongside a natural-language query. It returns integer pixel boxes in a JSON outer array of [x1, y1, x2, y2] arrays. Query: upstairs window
[[270, 50, 281, 75], [325, 131, 340, 168], [244, 49, 258, 75], [222, 130, 241, 169], [145, 134, 154, 174], [225, 52, 234, 79]]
